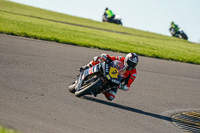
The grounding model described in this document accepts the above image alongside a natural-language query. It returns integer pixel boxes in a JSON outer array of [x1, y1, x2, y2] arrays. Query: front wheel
[[69, 83, 76, 93], [69, 79, 78, 93], [75, 79, 103, 97]]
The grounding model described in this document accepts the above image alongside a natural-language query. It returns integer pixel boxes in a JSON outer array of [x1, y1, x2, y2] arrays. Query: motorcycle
[[102, 14, 123, 25], [169, 28, 188, 40], [69, 57, 126, 97]]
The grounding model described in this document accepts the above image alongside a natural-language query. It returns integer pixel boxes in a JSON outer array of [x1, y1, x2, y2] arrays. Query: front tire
[[75, 79, 103, 97], [69, 80, 78, 93]]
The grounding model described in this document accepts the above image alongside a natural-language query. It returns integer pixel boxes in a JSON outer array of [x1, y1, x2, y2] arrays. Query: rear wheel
[[75, 78, 103, 97], [181, 33, 188, 40]]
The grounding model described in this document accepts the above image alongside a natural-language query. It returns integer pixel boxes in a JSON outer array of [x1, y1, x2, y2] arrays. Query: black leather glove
[[79, 65, 89, 72]]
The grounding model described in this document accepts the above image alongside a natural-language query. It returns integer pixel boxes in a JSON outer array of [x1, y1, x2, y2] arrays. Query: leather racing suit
[[81, 53, 137, 101]]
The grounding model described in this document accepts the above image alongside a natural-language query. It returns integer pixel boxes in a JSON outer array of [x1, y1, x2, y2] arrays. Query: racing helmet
[[105, 7, 108, 11], [124, 53, 139, 70]]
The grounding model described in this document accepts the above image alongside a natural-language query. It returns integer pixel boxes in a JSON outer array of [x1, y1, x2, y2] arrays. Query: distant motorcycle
[[102, 14, 123, 25], [69, 57, 125, 97], [169, 28, 188, 40]]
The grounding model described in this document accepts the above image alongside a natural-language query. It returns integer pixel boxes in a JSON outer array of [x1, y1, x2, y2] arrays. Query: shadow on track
[[82, 96, 172, 122], [82, 96, 200, 131], [82, 96, 198, 130]]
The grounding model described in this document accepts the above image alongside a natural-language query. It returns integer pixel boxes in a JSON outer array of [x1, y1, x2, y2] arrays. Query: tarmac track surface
[[0, 34, 200, 133]]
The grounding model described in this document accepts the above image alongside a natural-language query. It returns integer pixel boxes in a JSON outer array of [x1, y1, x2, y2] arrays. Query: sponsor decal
[[89, 67, 93, 74], [106, 75, 111, 80], [109, 67, 118, 78], [106, 64, 109, 73], [111, 79, 120, 84]]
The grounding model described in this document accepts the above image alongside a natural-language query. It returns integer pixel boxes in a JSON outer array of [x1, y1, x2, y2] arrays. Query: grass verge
[[0, 0, 200, 64], [0, 126, 19, 133]]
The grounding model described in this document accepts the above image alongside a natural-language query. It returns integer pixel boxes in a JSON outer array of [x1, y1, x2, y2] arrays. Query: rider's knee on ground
[[104, 90, 116, 101]]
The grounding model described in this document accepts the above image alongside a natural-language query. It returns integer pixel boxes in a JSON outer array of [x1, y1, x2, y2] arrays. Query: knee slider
[[105, 90, 116, 101]]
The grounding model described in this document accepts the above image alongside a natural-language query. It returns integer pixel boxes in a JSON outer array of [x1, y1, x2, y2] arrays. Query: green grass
[[0, 126, 19, 133], [0, 0, 200, 64]]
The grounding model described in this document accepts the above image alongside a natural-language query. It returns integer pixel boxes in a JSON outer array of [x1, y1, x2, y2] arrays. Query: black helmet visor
[[127, 60, 137, 69]]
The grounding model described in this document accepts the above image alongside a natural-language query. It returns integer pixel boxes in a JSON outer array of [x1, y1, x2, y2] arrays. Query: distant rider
[[104, 7, 115, 22], [79, 53, 139, 101], [169, 21, 180, 36]]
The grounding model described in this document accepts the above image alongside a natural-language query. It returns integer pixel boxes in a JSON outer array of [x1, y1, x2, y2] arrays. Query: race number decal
[[109, 67, 118, 78]]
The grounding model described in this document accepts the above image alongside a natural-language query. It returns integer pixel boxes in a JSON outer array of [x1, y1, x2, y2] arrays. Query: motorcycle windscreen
[[106, 60, 126, 84]]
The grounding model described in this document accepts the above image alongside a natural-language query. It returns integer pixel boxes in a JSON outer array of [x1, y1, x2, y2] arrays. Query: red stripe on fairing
[[82, 74, 85, 80], [89, 67, 93, 74]]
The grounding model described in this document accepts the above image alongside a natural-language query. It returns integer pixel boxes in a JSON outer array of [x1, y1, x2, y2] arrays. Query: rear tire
[[75, 79, 103, 97], [182, 33, 188, 40]]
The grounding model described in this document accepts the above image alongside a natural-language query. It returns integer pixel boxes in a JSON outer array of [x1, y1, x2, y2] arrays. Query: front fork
[[75, 72, 84, 91]]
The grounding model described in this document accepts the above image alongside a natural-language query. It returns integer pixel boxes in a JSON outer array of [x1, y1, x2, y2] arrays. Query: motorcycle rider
[[79, 53, 138, 101], [104, 7, 115, 23], [169, 21, 180, 36]]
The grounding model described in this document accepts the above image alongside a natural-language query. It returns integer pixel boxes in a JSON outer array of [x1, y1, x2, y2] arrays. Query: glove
[[100, 53, 108, 61], [119, 84, 129, 91], [79, 65, 89, 72]]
